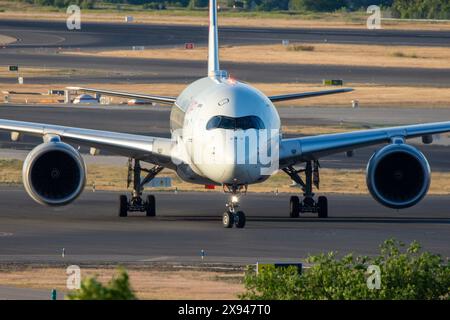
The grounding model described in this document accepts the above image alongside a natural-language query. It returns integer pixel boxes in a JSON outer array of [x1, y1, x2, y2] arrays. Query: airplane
[[0, 0, 448, 229]]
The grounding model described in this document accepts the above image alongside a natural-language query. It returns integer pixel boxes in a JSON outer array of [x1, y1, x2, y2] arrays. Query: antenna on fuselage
[[208, 0, 227, 79]]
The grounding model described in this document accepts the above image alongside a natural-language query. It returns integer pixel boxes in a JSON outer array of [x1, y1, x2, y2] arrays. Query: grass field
[[0, 265, 244, 299], [3, 81, 450, 108], [65, 43, 450, 70], [0, 34, 15, 45], [0, 67, 112, 78], [2, 159, 450, 195]]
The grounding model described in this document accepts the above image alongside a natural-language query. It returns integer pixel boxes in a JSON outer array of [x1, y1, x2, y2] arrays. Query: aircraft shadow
[[125, 215, 450, 225]]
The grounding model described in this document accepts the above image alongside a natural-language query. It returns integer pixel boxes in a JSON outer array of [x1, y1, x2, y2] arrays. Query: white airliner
[[1, 0, 449, 228]]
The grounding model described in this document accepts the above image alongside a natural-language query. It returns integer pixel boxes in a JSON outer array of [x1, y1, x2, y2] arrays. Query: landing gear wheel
[[222, 211, 234, 228], [145, 195, 156, 217], [317, 196, 328, 218], [119, 195, 128, 217], [235, 211, 246, 229], [289, 196, 300, 218]]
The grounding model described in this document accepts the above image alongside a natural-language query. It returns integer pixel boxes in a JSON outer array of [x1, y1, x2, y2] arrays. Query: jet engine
[[366, 143, 430, 209], [22, 140, 86, 206]]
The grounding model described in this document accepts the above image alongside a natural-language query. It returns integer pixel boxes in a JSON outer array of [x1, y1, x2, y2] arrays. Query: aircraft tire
[[119, 195, 128, 217]]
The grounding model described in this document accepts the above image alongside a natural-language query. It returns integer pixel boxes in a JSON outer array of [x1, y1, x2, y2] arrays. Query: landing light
[[231, 195, 239, 203]]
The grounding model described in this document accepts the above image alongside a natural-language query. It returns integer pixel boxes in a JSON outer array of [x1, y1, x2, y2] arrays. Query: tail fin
[[208, 0, 221, 78]]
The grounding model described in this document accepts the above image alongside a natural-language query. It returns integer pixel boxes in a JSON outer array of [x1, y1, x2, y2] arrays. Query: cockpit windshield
[[206, 116, 265, 130]]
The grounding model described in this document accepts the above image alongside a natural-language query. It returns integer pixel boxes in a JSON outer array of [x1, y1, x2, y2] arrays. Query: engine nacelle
[[366, 143, 430, 209], [23, 141, 86, 206]]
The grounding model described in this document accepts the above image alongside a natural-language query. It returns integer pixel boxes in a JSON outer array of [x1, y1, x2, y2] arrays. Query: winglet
[[208, 0, 223, 78]]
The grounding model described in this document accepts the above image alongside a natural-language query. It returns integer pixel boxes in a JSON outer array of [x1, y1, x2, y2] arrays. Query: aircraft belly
[[175, 163, 220, 186]]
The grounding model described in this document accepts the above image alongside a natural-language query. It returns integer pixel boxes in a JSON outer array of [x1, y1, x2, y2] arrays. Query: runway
[[0, 21, 449, 267], [0, 286, 61, 300], [1, 104, 450, 171], [1, 52, 449, 86], [0, 187, 449, 265], [2, 20, 450, 49], [1, 20, 450, 86]]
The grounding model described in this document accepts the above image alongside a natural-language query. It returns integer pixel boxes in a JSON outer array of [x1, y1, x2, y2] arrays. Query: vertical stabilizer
[[208, 0, 221, 78]]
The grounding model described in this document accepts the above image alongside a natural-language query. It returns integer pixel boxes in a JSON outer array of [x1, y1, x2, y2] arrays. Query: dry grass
[[2, 82, 450, 108], [1, 7, 450, 31], [0, 159, 21, 185], [256, 83, 450, 108], [281, 125, 350, 135], [287, 44, 315, 52], [0, 34, 16, 45], [0, 67, 105, 78], [257, 168, 450, 195], [3, 159, 450, 195], [63, 43, 450, 69], [0, 267, 244, 300]]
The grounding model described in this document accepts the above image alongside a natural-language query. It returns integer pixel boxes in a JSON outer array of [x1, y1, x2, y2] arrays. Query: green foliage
[[67, 268, 137, 300], [392, 0, 450, 19], [252, 0, 290, 11], [289, 0, 346, 12], [188, 0, 208, 9], [240, 239, 450, 300], [28, 0, 94, 9]]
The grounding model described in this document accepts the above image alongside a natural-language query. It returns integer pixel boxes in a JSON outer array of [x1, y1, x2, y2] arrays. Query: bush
[[391, 51, 419, 58], [67, 268, 137, 300], [240, 239, 450, 300], [287, 44, 315, 51]]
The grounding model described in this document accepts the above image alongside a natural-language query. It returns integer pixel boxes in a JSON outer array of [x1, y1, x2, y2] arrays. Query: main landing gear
[[119, 158, 163, 217], [222, 184, 247, 229], [283, 160, 328, 219]]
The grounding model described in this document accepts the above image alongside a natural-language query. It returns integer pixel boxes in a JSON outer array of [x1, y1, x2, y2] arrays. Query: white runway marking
[[0, 232, 13, 237]]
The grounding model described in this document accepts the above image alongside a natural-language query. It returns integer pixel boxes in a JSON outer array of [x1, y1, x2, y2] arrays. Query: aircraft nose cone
[[197, 131, 266, 184], [220, 164, 250, 184]]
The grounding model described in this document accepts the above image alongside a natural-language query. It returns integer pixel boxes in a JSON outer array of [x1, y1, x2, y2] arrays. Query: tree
[[240, 239, 450, 300], [80, 0, 95, 9], [188, 0, 208, 9], [67, 268, 137, 300], [257, 0, 289, 10], [288, 0, 346, 12], [391, 0, 450, 19]]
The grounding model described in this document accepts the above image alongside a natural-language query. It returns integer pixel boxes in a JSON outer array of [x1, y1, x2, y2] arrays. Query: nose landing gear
[[118, 159, 163, 217], [283, 161, 328, 219], [222, 184, 247, 228]]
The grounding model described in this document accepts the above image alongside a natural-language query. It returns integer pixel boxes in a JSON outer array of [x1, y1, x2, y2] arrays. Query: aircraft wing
[[67, 86, 177, 105], [269, 88, 353, 102], [279, 121, 450, 167], [0, 119, 177, 168]]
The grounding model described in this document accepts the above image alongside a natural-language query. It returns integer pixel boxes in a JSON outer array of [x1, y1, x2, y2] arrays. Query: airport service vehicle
[[0, 0, 448, 228]]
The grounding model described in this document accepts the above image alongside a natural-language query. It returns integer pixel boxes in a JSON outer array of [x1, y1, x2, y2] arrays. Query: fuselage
[[170, 76, 281, 186]]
